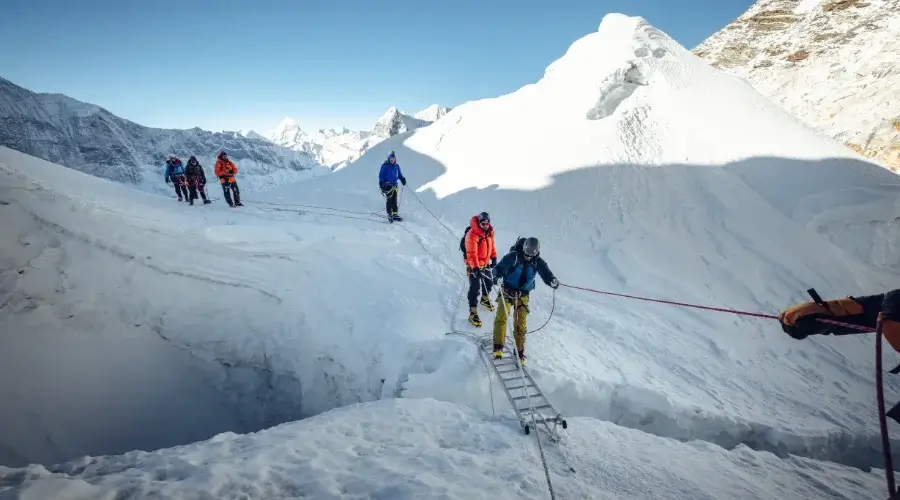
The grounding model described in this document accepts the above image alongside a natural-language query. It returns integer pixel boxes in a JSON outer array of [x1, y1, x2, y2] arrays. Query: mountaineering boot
[[517, 349, 526, 367], [468, 307, 482, 328], [204, 199, 212, 204], [493, 344, 503, 359], [480, 295, 495, 311]]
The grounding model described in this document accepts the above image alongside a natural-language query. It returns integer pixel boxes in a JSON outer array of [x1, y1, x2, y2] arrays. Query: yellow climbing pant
[[493, 289, 529, 350]]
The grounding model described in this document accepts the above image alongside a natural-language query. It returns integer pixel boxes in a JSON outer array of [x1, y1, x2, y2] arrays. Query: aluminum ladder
[[479, 337, 568, 439]]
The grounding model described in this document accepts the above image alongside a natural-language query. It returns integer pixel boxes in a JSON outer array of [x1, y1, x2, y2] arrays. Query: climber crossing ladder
[[478, 337, 568, 439]]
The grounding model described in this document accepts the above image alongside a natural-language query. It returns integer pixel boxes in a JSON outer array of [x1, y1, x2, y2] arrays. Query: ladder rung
[[519, 404, 552, 412], [505, 383, 530, 390], [511, 394, 541, 401], [502, 378, 534, 386]]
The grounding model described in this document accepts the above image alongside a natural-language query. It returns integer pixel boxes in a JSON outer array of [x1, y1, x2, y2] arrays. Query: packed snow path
[[4, 12, 900, 499]]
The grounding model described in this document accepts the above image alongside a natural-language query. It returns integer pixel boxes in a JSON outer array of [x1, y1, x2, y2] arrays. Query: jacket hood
[[469, 215, 493, 235]]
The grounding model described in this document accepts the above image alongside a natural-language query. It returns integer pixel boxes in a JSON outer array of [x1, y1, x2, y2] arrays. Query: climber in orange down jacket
[[464, 211, 497, 327], [214, 151, 243, 207]]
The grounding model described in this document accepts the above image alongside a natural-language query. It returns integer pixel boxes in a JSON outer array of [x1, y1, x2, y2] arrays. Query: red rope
[[876, 316, 897, 496], [558, 283, 874, 332]]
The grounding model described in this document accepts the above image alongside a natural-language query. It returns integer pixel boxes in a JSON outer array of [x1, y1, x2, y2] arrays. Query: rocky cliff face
[[694, 0, 900, 171]]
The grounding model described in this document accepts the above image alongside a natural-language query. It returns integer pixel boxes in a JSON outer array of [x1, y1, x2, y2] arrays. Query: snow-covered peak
[[372, 106, 431, 139], [693, 0, 900, 171], [269, 116, 306, 144], [267, 104, 448, 168], [409, 12, 872, 198], [413, 104, 451, 122], [238, 128, 268, 142], [377, 105, 401, 122]]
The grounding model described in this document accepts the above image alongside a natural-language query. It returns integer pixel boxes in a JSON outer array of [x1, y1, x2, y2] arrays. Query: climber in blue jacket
[[490, 237, 559, 365], [164, 156, 189, 202], [378, 151, 406, 222]]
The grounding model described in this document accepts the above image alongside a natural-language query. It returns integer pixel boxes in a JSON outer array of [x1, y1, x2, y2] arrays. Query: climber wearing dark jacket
[[490, 237, 559, 365], [164, 156, 189, 201], [184, 156, 211, 205]]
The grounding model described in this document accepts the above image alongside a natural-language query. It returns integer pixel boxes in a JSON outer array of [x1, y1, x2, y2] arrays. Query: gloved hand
[[400, 177, 407, 186], [490, 257, 497, 268], [492, 275, 501, 286], [165, 178, 170, 184], [778, 296, 864, 340], [549, 278, 559, 289]]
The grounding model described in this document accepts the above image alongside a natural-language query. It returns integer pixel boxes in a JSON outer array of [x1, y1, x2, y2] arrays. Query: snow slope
[[0, 77, 324, 195], [694, 0, 900, 171], [2, 399, 888, 500], [2, 12, 900, 500]]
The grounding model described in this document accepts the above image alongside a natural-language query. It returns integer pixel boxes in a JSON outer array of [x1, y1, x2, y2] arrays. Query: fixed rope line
[[252, 205, 387, 224], [403, 185, 457, 236], [527, 289, 556, 335], [559, 283, 874, 332], [244, 199, 388, 217]]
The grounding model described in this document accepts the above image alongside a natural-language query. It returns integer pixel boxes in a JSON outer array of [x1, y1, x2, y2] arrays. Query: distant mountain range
[[0, 75, 451, 192]]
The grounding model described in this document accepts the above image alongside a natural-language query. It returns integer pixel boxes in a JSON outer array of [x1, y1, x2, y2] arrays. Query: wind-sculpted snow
[[0, 77, 323, 194]]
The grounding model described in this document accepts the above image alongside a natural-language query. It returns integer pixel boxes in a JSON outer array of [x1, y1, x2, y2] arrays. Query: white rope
[[499, 292, 557, 500]]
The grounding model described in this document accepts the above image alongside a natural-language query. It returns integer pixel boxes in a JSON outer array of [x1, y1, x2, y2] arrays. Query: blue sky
[[0, 0, 751, 134]]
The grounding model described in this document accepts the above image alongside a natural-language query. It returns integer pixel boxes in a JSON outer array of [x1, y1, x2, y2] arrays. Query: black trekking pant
[[467, 268, 492, 307], [188, 176, 208, 202], [221, 181, 241, 206], [382, 185, 399, 216], [172, 176, 189, 200]]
